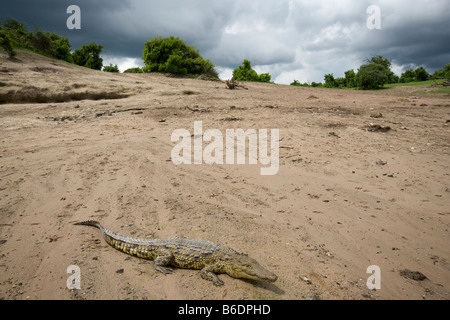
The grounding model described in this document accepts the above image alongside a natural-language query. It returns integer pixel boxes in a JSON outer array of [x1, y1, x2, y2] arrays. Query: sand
[[0, 49, 449, 300]]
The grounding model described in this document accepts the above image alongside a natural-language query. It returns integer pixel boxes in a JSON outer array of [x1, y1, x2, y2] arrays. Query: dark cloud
[[1, 0, 449, 83]]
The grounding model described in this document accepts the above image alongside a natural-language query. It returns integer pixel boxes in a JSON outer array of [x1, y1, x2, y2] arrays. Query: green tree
[[432, 64, 450, 78], [30, 28, 52, 55], [124, 67, 143, 73], [232, 59, 271, 82], [344, 69, 356, 88], [334, 77, 346, 88], [48, 32, 72, 63], [72, 42, 103, 70], [356, 63, 388, 89], [369, 55, 391, 70], [232, 59, 259, 81], [164, 54, 188, 75], [414, 66, 429, 81], [103, 63, 119, 72], [142, 36, 218, 78], [1, 19, 30, 48], [324, 73, 336, 88], [399, 69, 415, 83], [0, 19, 77, 63], [258, 72, 271, 83], [368, 55, 396, 83], [0, 29, 17, 57]]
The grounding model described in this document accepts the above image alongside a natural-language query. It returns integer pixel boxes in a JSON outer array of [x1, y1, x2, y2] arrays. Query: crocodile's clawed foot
[[155, 265, 174, 274], [201, 269, 224, 286], [213, 277, 224, 286]]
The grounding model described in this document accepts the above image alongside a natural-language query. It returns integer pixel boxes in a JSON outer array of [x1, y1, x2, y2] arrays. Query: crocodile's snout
[[228, 254, 278, 283]]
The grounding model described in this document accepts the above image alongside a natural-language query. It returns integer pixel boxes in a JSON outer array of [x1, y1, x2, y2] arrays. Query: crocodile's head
[[225, 253, 277, 283]]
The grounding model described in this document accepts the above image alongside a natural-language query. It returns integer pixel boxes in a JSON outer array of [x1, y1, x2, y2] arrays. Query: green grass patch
[[413, 87, 450, 94], [384, 79, 446, 87]]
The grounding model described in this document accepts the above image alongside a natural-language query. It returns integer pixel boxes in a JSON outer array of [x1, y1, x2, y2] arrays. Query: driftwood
[[225, 78, 248, 90]]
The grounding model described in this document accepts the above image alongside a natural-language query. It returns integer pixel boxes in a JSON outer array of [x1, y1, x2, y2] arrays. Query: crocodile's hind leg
[[200, 265, 224, 286], [153, 249, 174, 274]]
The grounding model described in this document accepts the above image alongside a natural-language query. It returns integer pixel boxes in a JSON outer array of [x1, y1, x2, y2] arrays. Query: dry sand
[[0, 50, 449, 300]]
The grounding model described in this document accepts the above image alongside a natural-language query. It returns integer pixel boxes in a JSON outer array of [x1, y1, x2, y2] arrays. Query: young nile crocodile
[[74, 220, 277, 285]]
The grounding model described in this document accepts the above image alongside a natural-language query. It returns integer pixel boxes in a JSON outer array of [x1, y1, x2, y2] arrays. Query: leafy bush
[[143, 36, 218, 78], [399, 69, 415, 83], [290, 80, 300, 86], [323, 73, 336, 88], [356, 63, 388, 89], [103, 64, 119, 73], [72, 42, 103, 70], [368, 55, 396, 84], [258, 72, 271, 83], [432, 64, 450, 78], [123, 67, 143, 73], [344, 69, 356, 88], [1, 19, 29, 48], [0, 20, 72, 62], [232, 59, 271, 82], [233, 59, 258, 81], [0, 29, 16, 57], [48, 32, 72, 63], [30, 29, 52, 56], [414, 66, 429, 81]]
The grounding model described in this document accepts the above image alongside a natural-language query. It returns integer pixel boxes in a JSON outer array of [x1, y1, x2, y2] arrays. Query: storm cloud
[[2, 0, 449, 83]]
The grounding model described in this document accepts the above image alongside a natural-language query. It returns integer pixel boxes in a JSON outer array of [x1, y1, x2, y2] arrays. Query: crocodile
[[74, 220, 277, 286]]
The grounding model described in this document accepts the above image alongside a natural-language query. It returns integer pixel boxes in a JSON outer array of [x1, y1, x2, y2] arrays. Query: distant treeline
[[0, 19, 104, 70], [291, 55, 450, 90], [1, 19, 448, 89]]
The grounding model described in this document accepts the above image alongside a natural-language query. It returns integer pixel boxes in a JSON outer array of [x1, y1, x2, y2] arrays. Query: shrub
[[232, 59, 271, 82], [233, 59, 258, 81], [143, 36, 218, 78], [30, 29, 52, 55], [433, 64, 450, 78], [48, 32, 72, 63], [368, 55, 396, 83], [1, 19, 29, 48], [323, 73, 336, 88], [414, 66, 429, 81], [103, 64, 119, 73], [258, 72, 271, 83], [123, 67, 143, 73], [0, 29, 17, 57], [356, 63, 388, 89], [399, 69, 415, 83], [72, 42, 103, 70], [344, 69, 356, 88]]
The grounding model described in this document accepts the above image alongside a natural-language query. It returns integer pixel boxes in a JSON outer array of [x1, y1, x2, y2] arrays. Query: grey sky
[[2, 0, 449, 84]]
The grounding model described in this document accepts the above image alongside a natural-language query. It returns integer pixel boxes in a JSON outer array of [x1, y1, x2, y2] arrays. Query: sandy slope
[[0, 50, 449, 300]]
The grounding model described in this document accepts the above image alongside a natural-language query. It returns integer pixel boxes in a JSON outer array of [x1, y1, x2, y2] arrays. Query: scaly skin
[[74, 220, 277, 285]]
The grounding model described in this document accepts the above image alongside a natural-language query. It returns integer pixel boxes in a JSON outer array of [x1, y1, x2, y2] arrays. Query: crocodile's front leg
[[200, 265, 224, 286], [153, 249, 174, 274]]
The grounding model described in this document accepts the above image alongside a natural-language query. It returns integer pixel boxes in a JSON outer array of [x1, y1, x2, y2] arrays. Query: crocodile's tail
[[74, 220, 104, 230]]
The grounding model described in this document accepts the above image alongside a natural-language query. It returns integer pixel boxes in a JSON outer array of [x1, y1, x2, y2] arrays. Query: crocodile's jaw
[[225, 254, 278, 283]]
